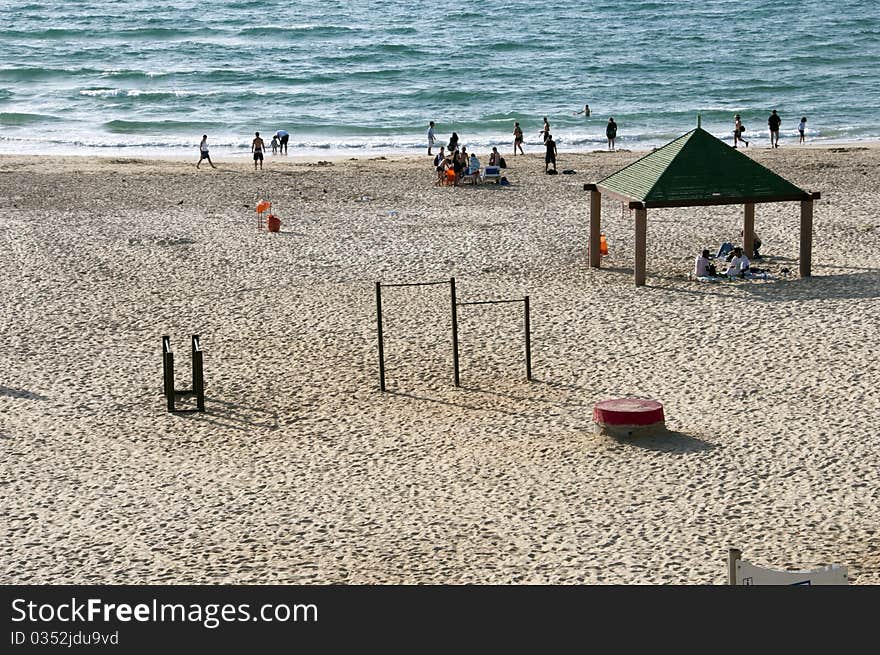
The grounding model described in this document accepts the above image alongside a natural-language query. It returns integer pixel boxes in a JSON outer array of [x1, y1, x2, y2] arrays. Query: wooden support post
[[192, 334, 205, 412], [523, 296, 532, 381], [744, 203, 755, 258], [800, 199, 813, 278], [162, 336, 175, 413], [450, 277, 460, 387], [376, 282, 386, 391], [589, 189, 602, 268], [728, 548, 742, 586], [634, 207, 647, 286]]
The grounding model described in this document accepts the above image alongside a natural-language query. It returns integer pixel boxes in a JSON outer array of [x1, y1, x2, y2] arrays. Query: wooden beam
[[800, 199, 813, 278], [589, 190, 602, 268], [634, 208, 647, 286], [744, 203, 755, 258]]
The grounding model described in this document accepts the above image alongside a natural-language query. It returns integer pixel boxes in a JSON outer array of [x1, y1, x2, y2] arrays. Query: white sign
[[736, 560, 849, 586]]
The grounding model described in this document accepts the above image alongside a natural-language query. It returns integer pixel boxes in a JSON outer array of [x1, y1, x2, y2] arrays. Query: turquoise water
[[1, 0, 878, 156]]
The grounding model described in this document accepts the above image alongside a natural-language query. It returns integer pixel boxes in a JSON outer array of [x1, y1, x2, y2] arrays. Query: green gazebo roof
[[597, 127, 810, 208]]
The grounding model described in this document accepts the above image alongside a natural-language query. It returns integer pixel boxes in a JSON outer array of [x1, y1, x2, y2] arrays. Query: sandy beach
[[1, 143, 878, 584]]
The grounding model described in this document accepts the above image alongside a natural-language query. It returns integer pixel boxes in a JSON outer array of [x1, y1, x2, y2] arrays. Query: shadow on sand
[[0, 386, 47, 401], [605, 428, 716, 454]]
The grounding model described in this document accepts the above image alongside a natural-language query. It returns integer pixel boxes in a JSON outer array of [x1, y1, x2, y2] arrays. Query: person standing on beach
[[428, 121, 436, 156], [734, 114, 749, 148], [606, 117, 617, 150], [768, 109, 781, 148], [252, 131, 265, 170], [274, 130, 289, 154], [539, 116, 550, 143], [513, 122, 524, 155], [197, 134, 216, 169], [798, 116, 807, 143], [544, 133, 557, 173]]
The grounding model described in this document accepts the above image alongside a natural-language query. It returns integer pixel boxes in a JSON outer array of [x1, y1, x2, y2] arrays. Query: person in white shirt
[[197, 134, 215, 169], [694, 249, 713, 277], [798, 116, 807, 144], [427, 121, 436, 155], [725, 247, 750, 277]]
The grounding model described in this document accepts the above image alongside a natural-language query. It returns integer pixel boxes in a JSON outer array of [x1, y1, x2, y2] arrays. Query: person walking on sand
[[768, 109, 781, 148], [734, 114, 749, 148], [197, 134, 216, 169], [544, 133, 557, 173], [539, 116, 550, 143], [513, 122, 524, 155], [427, 121, 436, 156], [606, 117, 617, 150], [798, 116, 807, 143], [252, 131, 265, 170]]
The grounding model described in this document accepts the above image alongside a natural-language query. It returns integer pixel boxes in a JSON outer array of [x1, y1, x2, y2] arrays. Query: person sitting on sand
[[467, 152, 480, 177], [725, 247, 750, 277], [694, 249, 716, 277], [739, 229, 763, 259]]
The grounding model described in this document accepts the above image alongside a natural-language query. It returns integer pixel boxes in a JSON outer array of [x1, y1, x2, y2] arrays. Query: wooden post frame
[[634, 207, 648, 286], [800, 198, 813, 278], [162, 334, 205, 413], [744, 203, 755, 258]]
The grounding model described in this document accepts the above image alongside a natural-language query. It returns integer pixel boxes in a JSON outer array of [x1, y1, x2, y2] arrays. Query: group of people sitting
[[433, 133, 507, 186], [694, 233, 763, 278]]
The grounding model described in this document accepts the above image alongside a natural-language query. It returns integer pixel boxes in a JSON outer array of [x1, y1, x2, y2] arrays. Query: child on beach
[[270, 135, 279, 154], [798, 116, 807, 143]]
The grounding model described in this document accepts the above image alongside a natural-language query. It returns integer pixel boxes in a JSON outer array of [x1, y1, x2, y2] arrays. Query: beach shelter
[[584, 124, 820, 286]]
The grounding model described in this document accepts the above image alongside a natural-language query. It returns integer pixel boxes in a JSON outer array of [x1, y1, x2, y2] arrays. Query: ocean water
[[1, 0, 878, 156]]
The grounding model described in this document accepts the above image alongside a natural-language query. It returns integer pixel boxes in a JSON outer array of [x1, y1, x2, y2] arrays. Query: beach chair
[[481, 166, 501, 184], [459, 169, 478, 185]]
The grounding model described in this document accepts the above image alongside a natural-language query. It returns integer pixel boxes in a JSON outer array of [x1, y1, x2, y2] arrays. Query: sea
[[1, 0, 878, 157]]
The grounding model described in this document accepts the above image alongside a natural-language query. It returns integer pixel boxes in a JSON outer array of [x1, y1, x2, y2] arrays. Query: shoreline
[[2, 139, 879, 167]]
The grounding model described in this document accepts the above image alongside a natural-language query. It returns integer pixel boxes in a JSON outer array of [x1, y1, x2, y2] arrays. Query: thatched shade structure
[[584, 126, 820, 286]]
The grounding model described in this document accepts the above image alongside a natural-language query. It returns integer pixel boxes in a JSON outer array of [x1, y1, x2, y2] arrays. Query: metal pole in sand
[[524, 296, 532, 381], [450, 277, 460, 387], [376, 282, 386, 392]]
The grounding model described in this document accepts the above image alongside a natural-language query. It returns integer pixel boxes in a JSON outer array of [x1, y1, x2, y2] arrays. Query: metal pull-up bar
[[455, 296, 532, 382], [375, 278, 459, 391], [374, 279, 534, 391]]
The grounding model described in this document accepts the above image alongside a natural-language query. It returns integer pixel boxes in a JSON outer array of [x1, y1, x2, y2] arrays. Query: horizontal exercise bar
[[457, 298, 525, 306], [379, 280, 450, 288]]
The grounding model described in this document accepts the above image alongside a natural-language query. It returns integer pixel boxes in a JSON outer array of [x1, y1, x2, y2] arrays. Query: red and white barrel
[[593, 397, 665, 437]]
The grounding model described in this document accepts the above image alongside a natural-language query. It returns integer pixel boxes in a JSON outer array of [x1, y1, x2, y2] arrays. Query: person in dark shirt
[[606, 117, 618, 150], [768, 109, 781, 148], [544, 134, 557, 172]]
